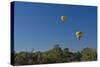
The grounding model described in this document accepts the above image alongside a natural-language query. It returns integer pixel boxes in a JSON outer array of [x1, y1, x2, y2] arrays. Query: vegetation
[[14, 44, 97, 65]]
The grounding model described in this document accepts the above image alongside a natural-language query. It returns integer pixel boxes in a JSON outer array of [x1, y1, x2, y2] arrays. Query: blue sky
[[14, 1, 97, 52]]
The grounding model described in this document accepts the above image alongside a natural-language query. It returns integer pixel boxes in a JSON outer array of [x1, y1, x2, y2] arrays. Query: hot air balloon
[[60, 16, 67, 23], [75, 31, 83, 40]]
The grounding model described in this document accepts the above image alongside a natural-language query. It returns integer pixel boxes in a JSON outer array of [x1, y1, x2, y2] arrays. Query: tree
[[63, 48, 69, 56], [62, 48, 70, 62], [14, 52, 28, 65], [14, 45, 97, 65], [74, 52, 82, 61], [35, 51, 43, 64], [81, 48, 97, 61], [48, 44, 63, 63]]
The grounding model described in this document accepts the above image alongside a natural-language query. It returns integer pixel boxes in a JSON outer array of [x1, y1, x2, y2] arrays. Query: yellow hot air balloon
[[61, 16, 67, 23], [76, 31, 83, 40]]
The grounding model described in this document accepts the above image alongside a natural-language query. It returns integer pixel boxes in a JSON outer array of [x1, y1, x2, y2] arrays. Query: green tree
[[48, 44, 63, 63], [81, 48, 97, 61], [74, 52, 82, 61], [63, 48, 70, 57], [14, 52, 28, 65], [35, 51, 43, 64], [62, 48, 70, 62]]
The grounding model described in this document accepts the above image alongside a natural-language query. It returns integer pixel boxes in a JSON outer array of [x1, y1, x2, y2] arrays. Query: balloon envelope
[[61, 16, 67, 22], [75, 31, 83, 40]]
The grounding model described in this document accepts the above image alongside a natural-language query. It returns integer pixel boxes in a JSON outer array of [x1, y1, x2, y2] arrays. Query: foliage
[[81, 48, 97, 61], [14, 45, 97, 65]]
